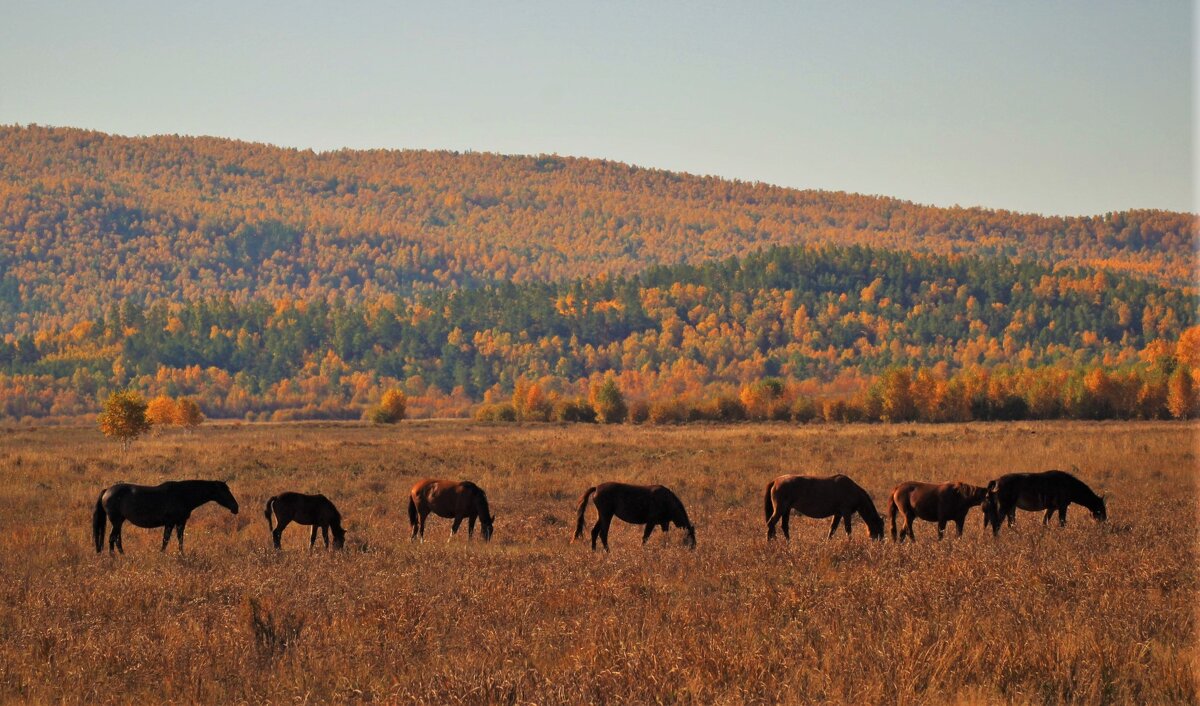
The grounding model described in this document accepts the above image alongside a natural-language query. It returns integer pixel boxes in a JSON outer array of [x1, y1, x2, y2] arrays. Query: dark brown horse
[[92, 480, 239, 554], [265, 492, 345, 549], [764, 474, 885, 541], [887, 481, 988, 542], [408, 479, 495, 541], [983, 470, 1106, 535], [573, 482, 696, 551]]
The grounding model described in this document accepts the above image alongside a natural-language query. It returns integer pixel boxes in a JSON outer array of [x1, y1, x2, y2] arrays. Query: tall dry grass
[[0, 421, 1195, 704]]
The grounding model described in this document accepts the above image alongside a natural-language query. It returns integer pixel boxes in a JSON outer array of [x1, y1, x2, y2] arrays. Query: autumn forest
[[0, 125, 1196, 422]]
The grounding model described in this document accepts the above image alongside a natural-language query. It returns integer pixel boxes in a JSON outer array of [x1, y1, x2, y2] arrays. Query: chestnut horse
[[764, 474, 884, 541], [573, 482, 696, 551], [887, 481, 988, 542], [265, 492, 345, 549], [408, 479, 495, 541], [984, 469, 1106, 535], [92, 480, 239, 554]]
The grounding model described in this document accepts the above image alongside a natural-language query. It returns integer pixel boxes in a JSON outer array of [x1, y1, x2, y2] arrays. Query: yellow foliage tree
[[98, 390, 150, 451], [174, 397, 204, 431], [1167, 367, 1196, 420], [369, 389, 407, 424], [146, 395, 178, 428]]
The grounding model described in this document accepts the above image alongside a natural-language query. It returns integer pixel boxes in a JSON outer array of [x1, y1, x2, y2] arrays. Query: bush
[[474, 403, 517, 422], [369, 389, 407, 424], [552, 398, 596, 423]]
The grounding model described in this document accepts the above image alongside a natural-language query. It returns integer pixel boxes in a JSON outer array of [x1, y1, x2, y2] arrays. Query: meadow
[[0, 420, 1195, 704]]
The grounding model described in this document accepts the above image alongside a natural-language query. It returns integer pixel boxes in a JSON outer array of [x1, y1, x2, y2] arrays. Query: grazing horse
[[573, 482, 696, 551], [887, 481, 988, 542], [764, 474, 885, 541], [265, 492, 345, 549], [408, 479, 495, 541], [92, 480, 239, 554], [984, 470, 1106, 536]]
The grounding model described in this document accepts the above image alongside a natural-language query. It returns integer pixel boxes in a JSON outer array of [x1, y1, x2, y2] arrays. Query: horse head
[[1092, 495, 1107, 522], [215, 482, 239, 515], [481, 513, 495, 542], [682, 523, 696, 549], [331, 524, 346, 549]]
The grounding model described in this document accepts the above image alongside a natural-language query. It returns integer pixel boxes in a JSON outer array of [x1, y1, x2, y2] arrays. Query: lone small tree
[[589, 375, 627, 424], [369, 388, 407, 424], [98, 390, 151, 451], [174, 397, 205, 431]]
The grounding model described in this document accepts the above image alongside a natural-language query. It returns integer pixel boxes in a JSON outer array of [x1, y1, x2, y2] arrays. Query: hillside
[[0, 125, 1195, 334]]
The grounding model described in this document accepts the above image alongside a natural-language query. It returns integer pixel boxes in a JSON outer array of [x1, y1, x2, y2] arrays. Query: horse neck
[[472, 490, 490, 520], [671, 498, 692, 529], [854, 491, 881, 523], [185, 481, 224, 509], [1068, 481, 1102, 510]]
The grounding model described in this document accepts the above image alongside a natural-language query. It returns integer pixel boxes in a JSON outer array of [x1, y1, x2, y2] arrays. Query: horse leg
[[599, 514, 612, 552], [109, 518, 124, 554], [955, 514, 965, 537], [176, 521, 186, 553], [309, 525, 319, 550], [843, 513, 852, 537], [468, 515, 476, 540], [273, 518, 290, 549], [937, 520, 946, 541], [780, 508, 791, 540], [766, 508, 781, 540], [418, 510, 428, 542], [828, 515, 840, 539], [1058, 505, 1067, 527], [1042, 508, 1053, 526], [449, 516, 463, 543], [590, 513, 604, 551], [322, 525, 330, 549], [161, 525, 174, 552], [643, 523, 655, 544]]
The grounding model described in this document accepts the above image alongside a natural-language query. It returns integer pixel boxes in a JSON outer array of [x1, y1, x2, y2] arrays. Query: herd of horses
[[90, 469, 1106, 554]]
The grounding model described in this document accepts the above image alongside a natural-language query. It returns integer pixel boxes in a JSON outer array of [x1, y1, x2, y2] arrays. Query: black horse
[[573, 482, 696, 551], [265, 492, 346, 549], [983, 470, 1106, 535], [92, 480, 240, 553]]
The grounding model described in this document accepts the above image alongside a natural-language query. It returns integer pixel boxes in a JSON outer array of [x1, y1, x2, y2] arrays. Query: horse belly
[[613, 506, 653, 524]]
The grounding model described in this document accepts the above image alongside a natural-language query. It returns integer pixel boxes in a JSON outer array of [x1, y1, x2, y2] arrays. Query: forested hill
[[1, 125, 1195, 332]]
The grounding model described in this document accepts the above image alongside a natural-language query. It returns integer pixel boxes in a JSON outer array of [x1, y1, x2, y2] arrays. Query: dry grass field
[[0, 420, 1195, 704]]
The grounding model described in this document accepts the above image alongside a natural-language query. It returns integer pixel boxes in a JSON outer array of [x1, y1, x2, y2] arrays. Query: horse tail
[[264, 496, 275, 532], [763, 481, 775, 524], [887, 492, 898, 541], [573, 487, 597, 542], [92, 491, 106, 553], [407, 495, 418, 528]]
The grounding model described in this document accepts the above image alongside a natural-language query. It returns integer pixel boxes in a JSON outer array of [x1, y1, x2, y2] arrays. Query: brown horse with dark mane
[[408, 479, 495, 541], [764, 474, 884, 541], [887, 481, 988, 542], [92, 480, 239, 554], [983, 469, 1106, 535], [573, 482, 696, 551], [265, 492, 346, 549]]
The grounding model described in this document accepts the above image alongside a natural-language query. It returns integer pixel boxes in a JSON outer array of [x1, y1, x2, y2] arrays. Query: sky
[[0, 1, 1193, 216]]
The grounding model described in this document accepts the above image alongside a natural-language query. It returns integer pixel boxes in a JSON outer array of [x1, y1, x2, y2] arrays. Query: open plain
[[0, 421, 1195, 704]]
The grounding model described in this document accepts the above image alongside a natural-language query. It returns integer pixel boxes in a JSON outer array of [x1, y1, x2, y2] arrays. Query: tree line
[[1, 244, 1195, 422]]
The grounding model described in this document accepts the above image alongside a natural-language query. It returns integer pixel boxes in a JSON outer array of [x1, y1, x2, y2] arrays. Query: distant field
[[0, 421, 1195, 704]]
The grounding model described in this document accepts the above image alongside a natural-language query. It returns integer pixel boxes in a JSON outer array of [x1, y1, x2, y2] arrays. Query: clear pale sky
[[1, 1, 1193, 216]]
